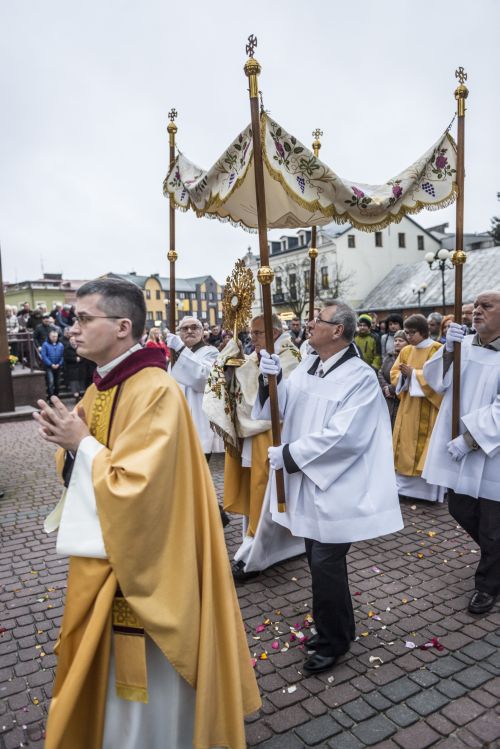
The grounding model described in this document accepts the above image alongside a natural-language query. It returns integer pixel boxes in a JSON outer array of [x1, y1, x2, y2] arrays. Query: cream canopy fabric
[[163, 113, 457, 232]]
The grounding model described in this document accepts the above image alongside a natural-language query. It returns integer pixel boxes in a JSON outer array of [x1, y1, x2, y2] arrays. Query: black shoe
[[468, 590, 497, 614], [303, 652, 338, 675], [219, 506, 230, 528], [231, 560, 260, 583], [306, 634, 319, 652]]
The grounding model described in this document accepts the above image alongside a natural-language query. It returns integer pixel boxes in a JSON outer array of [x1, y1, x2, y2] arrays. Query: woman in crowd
[[145, 326, 169, 360], [439, 314, 454, 343]]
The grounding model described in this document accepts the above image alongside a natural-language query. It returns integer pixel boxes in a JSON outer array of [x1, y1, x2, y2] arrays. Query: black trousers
[[448, 489, 500, 596], [305, 538, 355, 657]]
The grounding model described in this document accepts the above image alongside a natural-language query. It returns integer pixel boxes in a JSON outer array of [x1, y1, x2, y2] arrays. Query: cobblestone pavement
[[1, 421, 499, 749]]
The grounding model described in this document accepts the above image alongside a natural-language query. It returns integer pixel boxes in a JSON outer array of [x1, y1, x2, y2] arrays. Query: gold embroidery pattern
[[89, 386, 118, 445], [113, 598, 142, 630]]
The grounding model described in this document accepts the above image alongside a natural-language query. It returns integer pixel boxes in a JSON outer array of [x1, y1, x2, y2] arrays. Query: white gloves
[[445, 322, 466, 352], [259, 349, 281, 377], [166, 332, 183, 352], [268, 445, 284, 471], [447, 435, 472, 462]]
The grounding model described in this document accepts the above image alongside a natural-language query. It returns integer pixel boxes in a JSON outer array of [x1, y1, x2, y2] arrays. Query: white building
[[245, 214, 441, 318]]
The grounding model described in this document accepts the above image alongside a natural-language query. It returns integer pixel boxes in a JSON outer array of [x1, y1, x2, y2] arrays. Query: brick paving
[[1, 421, 499, 749]]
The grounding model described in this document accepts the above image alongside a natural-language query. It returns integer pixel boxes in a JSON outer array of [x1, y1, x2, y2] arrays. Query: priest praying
[[33, 278, 260, 749], [254, 301, 404, 675]]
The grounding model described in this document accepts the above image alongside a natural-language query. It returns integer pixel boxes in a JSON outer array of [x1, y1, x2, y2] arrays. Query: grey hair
[[251, 313, 283, 331], [427, 312, 443, 323], [322, 299, 358, 342]]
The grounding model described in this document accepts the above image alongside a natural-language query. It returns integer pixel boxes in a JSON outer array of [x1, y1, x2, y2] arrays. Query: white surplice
[[254, 351, 404, 543], [169, 343, 219, 453], [422, 337, 500, 500]]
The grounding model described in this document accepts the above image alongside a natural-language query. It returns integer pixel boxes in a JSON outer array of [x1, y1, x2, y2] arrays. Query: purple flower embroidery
[[435, 154, 448, 170], [392, 184, 403, 200], [352, 186, 365, 199], [274, 140, 285, 160]]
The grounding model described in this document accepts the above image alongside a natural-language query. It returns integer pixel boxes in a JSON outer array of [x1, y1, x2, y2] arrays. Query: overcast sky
[[1, 0, 499, 285]]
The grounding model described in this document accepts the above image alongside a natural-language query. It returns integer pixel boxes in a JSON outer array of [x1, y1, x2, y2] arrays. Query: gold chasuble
[[391, 342, 443, 476], [45, 349, 260, 749]]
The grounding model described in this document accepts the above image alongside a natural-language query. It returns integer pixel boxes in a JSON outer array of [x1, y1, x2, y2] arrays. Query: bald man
[[423, 291, 500, 614]]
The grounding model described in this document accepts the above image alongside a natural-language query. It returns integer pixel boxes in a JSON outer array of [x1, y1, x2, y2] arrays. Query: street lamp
[[425, 248, 453, 311], [411, 282, 427, 309]]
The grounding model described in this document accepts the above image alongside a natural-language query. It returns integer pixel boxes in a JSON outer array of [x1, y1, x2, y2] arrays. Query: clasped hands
[[33, 396, 90, 452]]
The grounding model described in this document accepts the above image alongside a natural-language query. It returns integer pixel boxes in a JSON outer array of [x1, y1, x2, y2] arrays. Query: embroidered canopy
[[164, 113, 457, 233]]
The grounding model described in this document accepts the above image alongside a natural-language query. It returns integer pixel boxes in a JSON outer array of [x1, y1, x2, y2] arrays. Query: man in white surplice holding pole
[[255, 300, 404, 675]]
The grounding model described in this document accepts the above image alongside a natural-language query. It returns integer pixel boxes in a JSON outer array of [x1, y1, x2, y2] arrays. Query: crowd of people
[[11, 277, 498, 749]]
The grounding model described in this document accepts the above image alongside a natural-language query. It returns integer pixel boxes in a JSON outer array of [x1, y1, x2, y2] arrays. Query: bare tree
[[274, 259, 355, 319]]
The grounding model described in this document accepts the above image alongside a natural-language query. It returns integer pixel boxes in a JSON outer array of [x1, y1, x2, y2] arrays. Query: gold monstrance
[[222, 258, 255, 367]]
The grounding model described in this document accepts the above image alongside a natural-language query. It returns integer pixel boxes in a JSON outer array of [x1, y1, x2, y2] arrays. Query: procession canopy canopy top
[[164, 113, 457, 232]]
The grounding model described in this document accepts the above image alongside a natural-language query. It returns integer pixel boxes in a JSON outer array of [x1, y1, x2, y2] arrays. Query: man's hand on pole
[[268, 445, 284, 471], [445, 322, 466, 352], [165, 331, 183, 351], [259, 349, 281, 378], [33, 397, 90, 452]]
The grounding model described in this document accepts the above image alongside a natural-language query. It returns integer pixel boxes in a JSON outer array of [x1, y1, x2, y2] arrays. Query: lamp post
[[425, 248, 453, 312], [411, 282, 427, 309]]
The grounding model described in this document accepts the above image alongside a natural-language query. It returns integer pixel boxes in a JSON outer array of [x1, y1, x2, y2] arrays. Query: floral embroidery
[[431, 147, 456, 180], [387, 179, 403, 206], [345, 186, 373, 210], [268, 119, 335, 196]]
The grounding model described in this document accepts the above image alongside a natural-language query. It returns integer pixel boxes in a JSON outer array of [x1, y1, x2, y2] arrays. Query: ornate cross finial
[[455, 67, 467, 84], [312, 128, 323, 140], [246, 34, 257, 58], [168, 108, 178, 122]]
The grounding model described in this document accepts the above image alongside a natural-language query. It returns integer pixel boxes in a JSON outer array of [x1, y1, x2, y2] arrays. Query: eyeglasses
[[250, 330, 266, 337], [179, 325, 202, 332], [312, 316, 339, 326], [73, 314, 123, 327]]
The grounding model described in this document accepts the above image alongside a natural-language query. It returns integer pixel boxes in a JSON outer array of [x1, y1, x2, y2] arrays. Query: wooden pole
[[308, 130, 322, 321], [167, 109, 178, 358], [244, 35, 286, 512], [0, 244, 16, 413], [451, 68, 468, 438]]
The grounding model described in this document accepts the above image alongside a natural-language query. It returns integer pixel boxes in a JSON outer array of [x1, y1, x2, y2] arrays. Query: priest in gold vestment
[[390, 314, 444, 503], [203, 314, 303, 581], [34, 278, 260, 749]]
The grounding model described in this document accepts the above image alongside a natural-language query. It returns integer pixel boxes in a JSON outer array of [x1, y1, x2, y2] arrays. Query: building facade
[[105, 272, 224, 327], [245, 215, 441, 319], [4, 273, 87, 311]]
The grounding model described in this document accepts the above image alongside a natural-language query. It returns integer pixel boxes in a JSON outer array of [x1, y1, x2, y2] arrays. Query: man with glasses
[[33, 278, 260, 749], [166, 317, 219, 457], [255, 301, 403, 675], [204, 313, 303, 581]]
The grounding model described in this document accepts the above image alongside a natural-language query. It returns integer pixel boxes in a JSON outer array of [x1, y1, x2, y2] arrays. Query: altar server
[[166, 317, 219, 456], [256, 301, 403, 674], [34, 278, 260, 749], [423, 291, 500, 614]]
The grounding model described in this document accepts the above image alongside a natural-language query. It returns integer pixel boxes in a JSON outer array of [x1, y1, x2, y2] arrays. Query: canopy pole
[[244, 35, 286, 512], [308, 129, 323, 321], [167, 108, 178, 356], [451, 68, 468, 438]]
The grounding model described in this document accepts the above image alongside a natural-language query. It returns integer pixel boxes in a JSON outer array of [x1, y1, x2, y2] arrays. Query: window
[[348, 235, 356, 248], [147, 311, 153, 321], [145, 289, 151, 299], [200, 292, 206, 300], [156, 290, 161, 300], [304, 270, 310, 288], [275, 276, 282, 293], [375, 232, 383, 247], [179, 292, 185, 299], [156, 311, 163, 320], [289, 273, 297, 300], [209, 292, 214, 301], [321, 266, 329, 289], [417, 235, 425, 251], [398, 233, 406, 248]]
